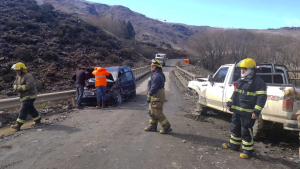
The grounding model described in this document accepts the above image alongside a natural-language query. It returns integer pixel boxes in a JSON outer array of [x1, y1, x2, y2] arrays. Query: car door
[[206, 66, 229, 111], [119, 68, 136, 97]]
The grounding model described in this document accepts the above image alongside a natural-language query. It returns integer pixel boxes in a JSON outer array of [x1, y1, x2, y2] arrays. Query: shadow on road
[[170, 132, 224, 147], [44, 124, 81, 133], [170, 132, 299, 168], [252, 153, 299, 169]]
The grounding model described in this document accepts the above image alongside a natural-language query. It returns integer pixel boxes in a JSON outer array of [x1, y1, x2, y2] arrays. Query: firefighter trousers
[[17, 99, 41, 125], [148, 88, 171, 129], [228, 112, 256, 154]]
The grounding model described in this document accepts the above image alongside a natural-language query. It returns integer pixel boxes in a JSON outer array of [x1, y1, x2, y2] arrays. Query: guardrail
[[0, 90, 76, 111], [0, 66, 151, 111], [174, 66, 203, 86], [176, 66, 202, 81], [132, 66, 150, 81]]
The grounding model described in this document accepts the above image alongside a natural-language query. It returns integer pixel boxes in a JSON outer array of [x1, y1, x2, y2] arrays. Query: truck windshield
[[213, 67, 228, 83]]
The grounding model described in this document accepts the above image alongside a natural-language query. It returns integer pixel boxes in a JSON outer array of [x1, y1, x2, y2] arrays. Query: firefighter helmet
[[151, 59, 162, 67], [236, 58, 256, 68], [11, 62, 27, 72]]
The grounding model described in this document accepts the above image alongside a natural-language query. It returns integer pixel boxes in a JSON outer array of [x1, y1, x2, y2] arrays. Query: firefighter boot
[[145, 124, 158, 132], [240, 151, 252, 159], [222, 143, 240, 151], [102, 100, 106, 108], [159, 127, 172, 134], [96, 101, 102, 109], [30, 118, 42, 126], [11, 122, 22, 131]]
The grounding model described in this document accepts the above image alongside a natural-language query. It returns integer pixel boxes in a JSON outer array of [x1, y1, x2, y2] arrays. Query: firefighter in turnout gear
[[145, 59, 172, 134], [10, 62, 41, 131], [222, 58, 267, 159]]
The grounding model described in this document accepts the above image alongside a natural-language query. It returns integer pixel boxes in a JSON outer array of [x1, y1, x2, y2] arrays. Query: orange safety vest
[[92, 67, 110, 87]]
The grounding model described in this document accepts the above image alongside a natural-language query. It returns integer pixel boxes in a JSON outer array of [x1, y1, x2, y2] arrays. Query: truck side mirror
[[207, 75, 213, 82]]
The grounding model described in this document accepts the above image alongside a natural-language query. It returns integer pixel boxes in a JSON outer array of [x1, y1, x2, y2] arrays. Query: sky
[[86, 0, 300, 30]]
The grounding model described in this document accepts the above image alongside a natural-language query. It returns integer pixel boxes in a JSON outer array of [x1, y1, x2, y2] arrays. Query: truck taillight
[[282, 99, 293, 112]]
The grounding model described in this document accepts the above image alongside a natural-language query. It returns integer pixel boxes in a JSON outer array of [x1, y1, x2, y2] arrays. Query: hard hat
[[11, 62, 27, 72], [236, 58, 256, 68], [151, 59, 162, 67]]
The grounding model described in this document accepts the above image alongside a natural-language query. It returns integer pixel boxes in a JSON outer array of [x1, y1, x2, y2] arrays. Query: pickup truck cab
[[188, 63, 300, 139]]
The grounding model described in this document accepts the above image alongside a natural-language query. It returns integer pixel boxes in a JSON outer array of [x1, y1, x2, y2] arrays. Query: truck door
[[224, 67, 240, 114], [206, 67, 229, 111]]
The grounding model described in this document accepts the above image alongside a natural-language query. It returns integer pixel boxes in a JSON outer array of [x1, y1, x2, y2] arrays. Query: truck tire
[[197, 103, 208, 115], [191, 89, 207, 115], [252, 115, 264, 141]]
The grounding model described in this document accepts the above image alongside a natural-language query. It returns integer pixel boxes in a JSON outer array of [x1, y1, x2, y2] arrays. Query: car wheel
[[132, 90, 136, 96], [112, 90, 122, 105]]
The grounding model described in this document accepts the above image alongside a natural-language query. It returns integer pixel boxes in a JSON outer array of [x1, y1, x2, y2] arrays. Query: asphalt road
[[0, 59, 298, 169]]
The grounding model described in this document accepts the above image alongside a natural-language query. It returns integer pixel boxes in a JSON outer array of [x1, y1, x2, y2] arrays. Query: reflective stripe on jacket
[[13, 72, 37, 102], [227, 75, 267, 116], [92, 67, 110, 87]]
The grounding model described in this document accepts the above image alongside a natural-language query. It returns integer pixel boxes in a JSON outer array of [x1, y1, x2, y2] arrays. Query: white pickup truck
[[188, 63, 300, 139]]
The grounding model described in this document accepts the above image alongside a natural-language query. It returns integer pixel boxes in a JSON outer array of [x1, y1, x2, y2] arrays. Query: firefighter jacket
[[148, 70, 165, 96], [227, 74, 267, 117], [92, 67, 111, 87], [13, 72, 37, 102]]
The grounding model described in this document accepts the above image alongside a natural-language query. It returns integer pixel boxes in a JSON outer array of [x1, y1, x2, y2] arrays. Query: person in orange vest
[[92, 67, 114, 109]]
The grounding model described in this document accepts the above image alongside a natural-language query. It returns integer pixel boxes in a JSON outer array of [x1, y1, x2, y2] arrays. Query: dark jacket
[[227, 74, 267, 117], [149, 70, 165, 96], [72, 69, 88, 86]]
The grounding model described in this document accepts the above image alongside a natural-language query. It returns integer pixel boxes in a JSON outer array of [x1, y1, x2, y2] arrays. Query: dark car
[[81, 66, 136, 106]]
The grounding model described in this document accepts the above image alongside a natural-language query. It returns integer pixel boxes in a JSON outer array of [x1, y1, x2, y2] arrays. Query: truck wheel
[[197, 103, 208, 115], [253, 115, 264, 141], [191, 89, 207, 115]]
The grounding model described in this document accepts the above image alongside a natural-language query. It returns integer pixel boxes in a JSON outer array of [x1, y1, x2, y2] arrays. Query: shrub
[[41, 51, 58, 61], [22, 22, 39, 30], [123, 60, 134, 67], [96, 47, 109, 56], [106, 54, 120, 64], [35, 81, 44, 92], [0, 84, 4, 91], [2, 74, 14, 83], [92, 40, 103, 47], [40, 3, 54, 12], [4, 21, 20, 30], [13, 48, 33, 61], [83, 23, 98, 32], [5, 35, 22, 43], [58, 37, 70, 45], [25, 3, 40, 11]]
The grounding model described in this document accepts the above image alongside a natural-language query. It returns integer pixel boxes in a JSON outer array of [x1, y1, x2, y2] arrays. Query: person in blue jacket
[[145, 59, 172, 134]]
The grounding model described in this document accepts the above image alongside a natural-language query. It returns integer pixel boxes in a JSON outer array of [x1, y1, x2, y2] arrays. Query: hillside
[[0, 0, 149, 98], [35, 0, 210, 50]]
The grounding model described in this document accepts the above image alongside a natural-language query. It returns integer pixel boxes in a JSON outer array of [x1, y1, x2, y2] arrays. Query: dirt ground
[[0, 59, 299, 169]]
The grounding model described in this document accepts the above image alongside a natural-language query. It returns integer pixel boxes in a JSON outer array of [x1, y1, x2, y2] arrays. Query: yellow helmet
[[11, 62, 27, 72], [151, 59, 162, 67], [236, 58, 256, 68]]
